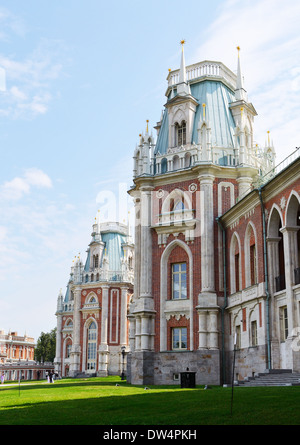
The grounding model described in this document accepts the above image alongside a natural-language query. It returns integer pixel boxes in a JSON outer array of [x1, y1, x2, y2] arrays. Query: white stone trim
[[159, 239, 194, 351]]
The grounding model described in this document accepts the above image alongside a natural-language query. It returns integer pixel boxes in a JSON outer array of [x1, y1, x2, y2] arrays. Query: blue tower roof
[[155, 79, 236, 156]]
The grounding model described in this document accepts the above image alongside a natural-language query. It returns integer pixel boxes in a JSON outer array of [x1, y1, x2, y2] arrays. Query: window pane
[[173, 264, 179, 272], [172, 328, 180, 349], [181, 328, 187, 348], [180, 263, 186, 272]]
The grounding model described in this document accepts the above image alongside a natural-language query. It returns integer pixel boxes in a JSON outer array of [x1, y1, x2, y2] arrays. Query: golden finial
[[202, 103, 206, 120], [180, 39, 186, 45], [267, 130, 270, 145], [146, 119, 149, 133], [168, 68, 171, 72], [237, 46, 240, 53], [240, 106, 244, 117]]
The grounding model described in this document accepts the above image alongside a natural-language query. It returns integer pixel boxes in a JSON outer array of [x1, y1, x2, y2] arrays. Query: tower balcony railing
[[83, 269, 134, 284], [167, 61, 236, 90], [157, 209, 195, 227]]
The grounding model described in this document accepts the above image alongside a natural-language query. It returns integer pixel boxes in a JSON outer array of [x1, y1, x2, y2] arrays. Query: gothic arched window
[[175, 121, 186, 146], [87, 321, 97, 371]]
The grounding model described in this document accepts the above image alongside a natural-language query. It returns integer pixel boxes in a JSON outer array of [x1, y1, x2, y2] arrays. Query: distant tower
[[54, 217, 134, 378]]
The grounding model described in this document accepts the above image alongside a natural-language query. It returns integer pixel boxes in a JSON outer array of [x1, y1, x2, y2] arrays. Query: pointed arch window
[[87, 321, 97, 371], [230, 234, 241, 294], [175, 121, 186, 146]]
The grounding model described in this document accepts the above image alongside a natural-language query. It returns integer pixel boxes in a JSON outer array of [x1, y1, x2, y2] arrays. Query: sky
[[1, 0, 300, 342]]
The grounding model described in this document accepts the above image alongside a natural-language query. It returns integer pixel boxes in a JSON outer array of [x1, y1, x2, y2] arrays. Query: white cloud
[[10, 85, 27, 100], [0, 25, 67, 118], [0, 168, 52, 200], [2, 176, 30, 200], [24, 168, 53, 188]]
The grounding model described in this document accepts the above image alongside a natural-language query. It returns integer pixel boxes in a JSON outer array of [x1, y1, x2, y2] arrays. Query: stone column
[[70, 286, 81, 376], [198, 310, 207, 349], [281, 227, 298, 331], [98, 285, 109, 375], [101, 285, 109, 346], [209, 309, 219, 349], [133, 185, 155, 351], [128, 313, 136, 352], [135, 316, 141, 351], [120, 287, 128, 347], [140, 315, 150, 350], [237, 176, 252, 199], [198, 174, 215, 294], [54, 315, 62, 374], [266, 237, 281, 295], [140, 187, 153, 299]]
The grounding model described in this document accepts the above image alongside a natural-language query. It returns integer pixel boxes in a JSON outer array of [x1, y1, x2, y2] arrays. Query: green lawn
[[0, 377, 299, 425]]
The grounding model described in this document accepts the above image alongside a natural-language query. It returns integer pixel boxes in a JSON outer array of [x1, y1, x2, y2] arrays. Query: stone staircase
[[238, 369, 300, 387]]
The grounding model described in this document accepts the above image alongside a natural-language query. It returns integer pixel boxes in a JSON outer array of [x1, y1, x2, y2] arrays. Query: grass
[[0, 376, 299, 426]]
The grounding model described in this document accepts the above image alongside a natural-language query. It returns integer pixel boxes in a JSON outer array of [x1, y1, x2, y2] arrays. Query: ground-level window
[[235, 325, 241, 349], [172, 327, 187, 350], [87, 321, 97, 370], [251, 320, 257, 346], [172, 263, 187, 299], [280, 306, 288, 342]]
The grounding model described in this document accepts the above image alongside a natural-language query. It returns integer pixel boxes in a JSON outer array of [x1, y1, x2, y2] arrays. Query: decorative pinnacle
[[237, 46, 240, 52], [146, 119, 149, 133], [180, 39, 186, 45]]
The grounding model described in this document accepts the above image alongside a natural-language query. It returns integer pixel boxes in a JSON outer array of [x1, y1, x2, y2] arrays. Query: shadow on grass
[[0, 388, 231, 426], [1, 379, 299, 426]]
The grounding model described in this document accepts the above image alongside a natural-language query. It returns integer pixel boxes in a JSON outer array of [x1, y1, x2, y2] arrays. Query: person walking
[[1, 373, 5, 384]]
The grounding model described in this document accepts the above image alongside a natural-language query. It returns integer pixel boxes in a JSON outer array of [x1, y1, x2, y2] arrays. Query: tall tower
[[128, 43, 273, 386]]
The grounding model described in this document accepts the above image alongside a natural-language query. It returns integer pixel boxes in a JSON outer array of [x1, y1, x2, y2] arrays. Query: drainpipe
[[216, 217, 227, 384], [258, 187, 271, 370]]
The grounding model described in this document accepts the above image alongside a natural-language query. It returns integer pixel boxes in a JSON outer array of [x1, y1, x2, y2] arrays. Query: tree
[[35, 328, 56, 362]]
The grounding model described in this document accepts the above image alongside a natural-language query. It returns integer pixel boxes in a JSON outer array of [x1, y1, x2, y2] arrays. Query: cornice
[[261, 157, 300, 202], [131, 163, 249, 190], [219, 189, 260, 229]]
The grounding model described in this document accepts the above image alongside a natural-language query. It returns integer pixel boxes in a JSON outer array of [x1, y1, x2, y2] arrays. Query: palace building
[[54, 219, 134, 377], [127, 43, 300, 386]]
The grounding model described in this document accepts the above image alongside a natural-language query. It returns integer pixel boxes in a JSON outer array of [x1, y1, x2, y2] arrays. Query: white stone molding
[[217, 181, 235, 216], [82, 316, 98, 374], [109, 288, 120, 344], [199, 174, 215, 293], [229, 232, 242, 295], [159, 238, 194, 351], [244, 221, 258, 288], [267, 203, 284, 238]]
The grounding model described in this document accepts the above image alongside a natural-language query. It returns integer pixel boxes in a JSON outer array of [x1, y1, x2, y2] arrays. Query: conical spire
[[179, 40, 187, 84], [235, 46, 247, 101], [177, 40, 190, 96]]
